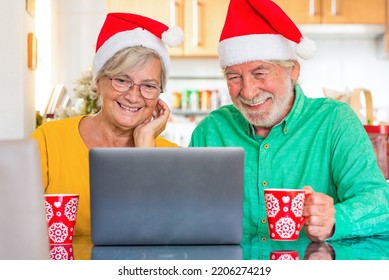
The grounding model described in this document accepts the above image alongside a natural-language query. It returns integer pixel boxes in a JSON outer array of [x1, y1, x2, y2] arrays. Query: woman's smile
[[116, 100, 142, 113]]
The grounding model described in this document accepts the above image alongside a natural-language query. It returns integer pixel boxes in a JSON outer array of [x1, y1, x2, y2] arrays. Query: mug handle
[[301, 192, 312, 225]]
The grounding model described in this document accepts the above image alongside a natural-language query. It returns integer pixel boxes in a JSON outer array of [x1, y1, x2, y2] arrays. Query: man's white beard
[[235, 87, 294, 128]]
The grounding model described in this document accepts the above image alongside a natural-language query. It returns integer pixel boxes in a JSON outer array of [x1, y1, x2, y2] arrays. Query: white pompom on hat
[[218, 0, 316, 68], [93, 13, 184, 76]]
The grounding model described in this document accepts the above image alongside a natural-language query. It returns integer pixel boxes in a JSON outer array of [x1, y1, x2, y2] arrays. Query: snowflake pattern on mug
[[64, 198, 78, 221], [48, 222, 69, 243], [291, 193, 305, 217], [45, 201, 54, 222], [275, 217, 296, 238], [275, 254, 296, 260], [264, 193, 280, 218], [50, 245, 73, 260]]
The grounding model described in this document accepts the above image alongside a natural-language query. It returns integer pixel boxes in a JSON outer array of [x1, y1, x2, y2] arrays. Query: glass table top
[[71, 232, 389, 260]]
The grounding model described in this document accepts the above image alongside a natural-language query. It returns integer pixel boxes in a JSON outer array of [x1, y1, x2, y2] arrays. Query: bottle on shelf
[[172, 91, 182, 110], [200, 90, 211, 111], [189, 90, 200, 111], [210, 89, 220, 110], [170, 88, 222, 116], [181, 90, 190, 111]]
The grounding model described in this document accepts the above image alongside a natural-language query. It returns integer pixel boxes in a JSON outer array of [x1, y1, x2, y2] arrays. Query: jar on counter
[[189, 90, 200, 111], [172, 91, 182, 109], [181, 90, 190, 111], [210, 89, 220, 110], [364, 125, 389, 179], [200, 90, 211, 111]]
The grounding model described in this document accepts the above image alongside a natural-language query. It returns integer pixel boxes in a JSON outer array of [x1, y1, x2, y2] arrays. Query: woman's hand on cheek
[[150, 98, 170, 132], [134, 99, 170, 147]]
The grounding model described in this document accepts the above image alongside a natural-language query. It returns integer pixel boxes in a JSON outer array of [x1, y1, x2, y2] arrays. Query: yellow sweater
[[31, 116, 178, 237]]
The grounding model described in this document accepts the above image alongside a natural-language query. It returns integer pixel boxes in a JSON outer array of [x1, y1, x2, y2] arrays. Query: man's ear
[[291, 60, 300, 81]]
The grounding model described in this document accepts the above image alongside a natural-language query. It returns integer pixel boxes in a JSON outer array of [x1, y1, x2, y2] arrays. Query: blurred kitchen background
[[1, 0, 389, 145]]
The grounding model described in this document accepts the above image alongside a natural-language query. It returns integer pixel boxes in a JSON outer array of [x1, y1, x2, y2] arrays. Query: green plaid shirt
[[189, 85, 389, 241]]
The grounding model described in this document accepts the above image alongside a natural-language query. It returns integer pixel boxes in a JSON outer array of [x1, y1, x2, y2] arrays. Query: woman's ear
[[95, 78, 102, 97]]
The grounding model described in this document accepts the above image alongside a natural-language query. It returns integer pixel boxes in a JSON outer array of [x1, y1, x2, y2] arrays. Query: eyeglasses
[[108, 76, 162, 100]]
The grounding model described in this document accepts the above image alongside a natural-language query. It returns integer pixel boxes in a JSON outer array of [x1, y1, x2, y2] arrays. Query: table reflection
[[242, 232, 389, 260], [303, 242, 335, 260], [92, 245, 242, 260], [72, 233, 389, 260]]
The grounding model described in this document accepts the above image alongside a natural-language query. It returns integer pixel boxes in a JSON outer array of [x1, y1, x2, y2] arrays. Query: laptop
[[89, 147, 244, 246], [0, 139, 50, 259]]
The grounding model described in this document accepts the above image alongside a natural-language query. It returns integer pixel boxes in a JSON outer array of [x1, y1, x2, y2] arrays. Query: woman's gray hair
[[91, 46, 167, 93]]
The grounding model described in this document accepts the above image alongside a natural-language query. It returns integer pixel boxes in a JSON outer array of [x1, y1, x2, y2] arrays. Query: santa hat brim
[[92, 27, 170, 76], [218, 34, 299, 68]]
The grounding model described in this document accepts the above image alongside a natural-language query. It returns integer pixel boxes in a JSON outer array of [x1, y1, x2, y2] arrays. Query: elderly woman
[[31, 13, 184, 236]]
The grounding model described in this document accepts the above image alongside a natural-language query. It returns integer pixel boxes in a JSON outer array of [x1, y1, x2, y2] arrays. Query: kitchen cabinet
[[105, 0, 229, 57], [272, 0, 386, 24]]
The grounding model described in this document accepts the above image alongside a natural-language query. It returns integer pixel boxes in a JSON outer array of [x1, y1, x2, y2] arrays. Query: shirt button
[[264, 143, 269, 149], [261, 237, 267, 242], [261, 218, 267, 223], [262, 181, 267, 187], [284, 127, 288, 133]]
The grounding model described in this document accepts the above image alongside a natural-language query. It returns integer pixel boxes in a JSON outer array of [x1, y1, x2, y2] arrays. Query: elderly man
[[189, 0, 389, 242]]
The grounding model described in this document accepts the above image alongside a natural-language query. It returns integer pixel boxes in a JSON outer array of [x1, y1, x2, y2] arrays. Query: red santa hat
[[93, 13, 184, 75], [218, 0, 316, 68]]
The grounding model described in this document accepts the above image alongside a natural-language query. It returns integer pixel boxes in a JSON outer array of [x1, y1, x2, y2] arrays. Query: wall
[[53, 0, 106, 99], [300, 36, 389, 122], [0, 1, 36, 139]]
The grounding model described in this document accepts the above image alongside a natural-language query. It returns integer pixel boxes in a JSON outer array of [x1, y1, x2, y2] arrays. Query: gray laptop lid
[[0, 139, 50, 259], [89, 147, 244, 246]]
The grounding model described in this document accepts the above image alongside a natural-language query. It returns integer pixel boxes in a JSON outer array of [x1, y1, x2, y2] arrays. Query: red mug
[[44, 194, 79, 245], [49, 244, 74, 260], [264, 189, 309, 241], [270, 250, 300, 260]]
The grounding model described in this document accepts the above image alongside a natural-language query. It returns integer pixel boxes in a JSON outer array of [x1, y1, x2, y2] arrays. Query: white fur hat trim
[[93, 27, 170, 76]]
